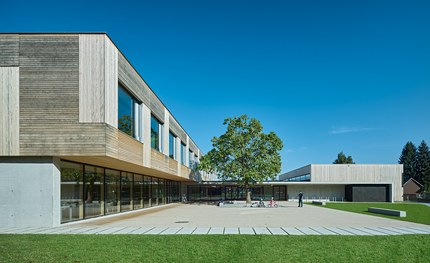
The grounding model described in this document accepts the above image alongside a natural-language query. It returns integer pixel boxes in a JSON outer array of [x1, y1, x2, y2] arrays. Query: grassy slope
[[1, 234, 430, 263], [317, 202, 430, 225]]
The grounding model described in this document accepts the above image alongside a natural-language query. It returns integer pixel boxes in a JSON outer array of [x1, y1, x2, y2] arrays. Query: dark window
[[169, 132, 176, 159], [151, 115, 163, 151]]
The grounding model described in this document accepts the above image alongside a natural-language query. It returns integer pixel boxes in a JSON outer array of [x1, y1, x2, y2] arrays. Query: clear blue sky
[[2, 0, 429, 173]]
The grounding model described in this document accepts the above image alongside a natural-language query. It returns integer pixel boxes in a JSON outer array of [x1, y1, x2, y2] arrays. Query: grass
[[1, 234, 430, 262], [312, 202, 430, 225]]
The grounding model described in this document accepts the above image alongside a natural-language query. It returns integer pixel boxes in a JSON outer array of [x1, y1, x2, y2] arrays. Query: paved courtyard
[[1, 202, 430, 235]]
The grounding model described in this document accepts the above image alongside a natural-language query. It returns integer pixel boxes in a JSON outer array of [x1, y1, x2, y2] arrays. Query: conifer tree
[[398, 141, 417, 184], [416, 140, 430, 191]]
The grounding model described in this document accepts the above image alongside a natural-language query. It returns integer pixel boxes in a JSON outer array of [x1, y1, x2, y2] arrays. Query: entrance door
[[273, 186, 287, 200]]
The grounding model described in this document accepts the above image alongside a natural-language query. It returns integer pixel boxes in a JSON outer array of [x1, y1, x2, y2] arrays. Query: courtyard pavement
[[1, 202, 430, 235]]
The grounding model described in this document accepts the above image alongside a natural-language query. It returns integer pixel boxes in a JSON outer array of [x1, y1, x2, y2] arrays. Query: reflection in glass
[[143, 176, 152, 207], [159, 179, 165, 205], [84, 166, 104, 218], [151, 115, 163, 151], [105, 169, 120, 214], [121, 172, 133, 211], [151, 178, 159, 206], [169, 132, 176, 159], [61, 161, 84, 222], [133, 174, 144, 209], [180, 142, 186, 165]]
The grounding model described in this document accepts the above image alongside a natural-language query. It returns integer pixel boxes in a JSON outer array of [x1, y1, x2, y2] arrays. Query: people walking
[[298, 191, 303, 207]]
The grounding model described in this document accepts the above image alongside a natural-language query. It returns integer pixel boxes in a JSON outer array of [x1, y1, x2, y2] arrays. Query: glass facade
[[169, 131, 176, 159], [60, 160, 180, 223], [186, 185, 288, 201], [151, 115, 163, 151], [180, 142, 186, 165]]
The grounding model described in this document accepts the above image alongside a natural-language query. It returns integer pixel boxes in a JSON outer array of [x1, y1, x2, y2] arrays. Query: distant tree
[[199, 115, 283, 203], [333, 151, 355, 164], [416, 140, 430, 191], [398, 141, 418, 184]]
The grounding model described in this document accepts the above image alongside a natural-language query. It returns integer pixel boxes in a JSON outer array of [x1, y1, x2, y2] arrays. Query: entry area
[[187, 184, 288, 201]]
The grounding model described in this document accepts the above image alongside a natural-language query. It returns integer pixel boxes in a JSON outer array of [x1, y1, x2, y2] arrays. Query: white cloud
[[330, 126, 374, 135]]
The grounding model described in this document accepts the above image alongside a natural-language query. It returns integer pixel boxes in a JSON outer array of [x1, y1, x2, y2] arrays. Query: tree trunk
[[245, 181, 251, 203]]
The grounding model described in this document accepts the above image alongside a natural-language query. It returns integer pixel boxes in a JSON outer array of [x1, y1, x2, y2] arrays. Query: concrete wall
[[0, 157, 60, 227], [287, 184, 345, 202]]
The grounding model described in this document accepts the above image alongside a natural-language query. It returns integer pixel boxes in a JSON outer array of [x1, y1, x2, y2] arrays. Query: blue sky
[[2, 0, 429, 173]]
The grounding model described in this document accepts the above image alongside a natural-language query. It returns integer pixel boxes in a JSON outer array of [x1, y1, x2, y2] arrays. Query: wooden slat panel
[[151, 149, 180, 176], [79, 34, 105, 123], [19, 35, 80, 154], [117, 131, 143, 165], [19, 124, 106, 155], [169, 115, 187, 142], [19, 35, 79, 125], [104, 37, 118, 127], [0, 67, 19, 155], [0, 35, 19, 66]]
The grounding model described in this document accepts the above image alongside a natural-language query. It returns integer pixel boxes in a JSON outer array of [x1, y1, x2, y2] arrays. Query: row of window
[[118, 84, 198, 167], [60, 160, 180, 223]]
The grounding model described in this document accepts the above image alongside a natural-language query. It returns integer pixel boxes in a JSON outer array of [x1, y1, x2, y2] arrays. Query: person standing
[[298, 191, 303, 207]]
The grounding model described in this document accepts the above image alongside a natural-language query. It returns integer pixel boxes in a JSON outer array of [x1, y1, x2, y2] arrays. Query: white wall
[[288, 184, 345, 202], [0, 157, 61, 227]]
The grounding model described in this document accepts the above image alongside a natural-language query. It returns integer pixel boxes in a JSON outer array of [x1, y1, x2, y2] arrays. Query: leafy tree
[[333, 151, 355, 164], [199, 115, 283, 203], [398, 141, 417, 184], [416, 140, 430, 191]]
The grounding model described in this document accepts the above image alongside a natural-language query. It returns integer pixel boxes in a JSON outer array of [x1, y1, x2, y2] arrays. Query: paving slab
[[352, 227, 386, 236], [224, 227, 239, 234], [208, 227, 224, 234], [144, 227, 168, 235], [310, 227, 337, 235], [176, 227, 196, 234], [113, 227, 141, 234], [281, 227, 304, 235], [408, 227, 430, 234], [364, 227, 399, 235], [324, 227, 354, 235], [79, 228, 107, 234], [239, 227, 255, 235], [129, 227, 153, 234], [253, 227, 271, 235], [160, 228, 182, 235], [379, 227, 415, 234], [296, 227, 321, 235], [395, 227, 428, 234], [268, 227, 288, 235], [337, 227, 370, 235], [192, 227, 210, 235], [97, 227, 127, 234]]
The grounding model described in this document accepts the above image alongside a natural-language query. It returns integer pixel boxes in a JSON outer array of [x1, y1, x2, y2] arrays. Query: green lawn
[[313, 202, 430, 225], [1, 234, 430, 262]]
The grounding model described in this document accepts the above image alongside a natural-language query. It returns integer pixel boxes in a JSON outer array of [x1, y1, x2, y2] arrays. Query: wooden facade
[[0, 33, 204, 182]]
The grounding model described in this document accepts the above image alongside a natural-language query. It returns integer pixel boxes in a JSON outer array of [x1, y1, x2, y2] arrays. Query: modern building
[[0, 33, 212, 227], [0, 33, 405, 228], [279, 164, 403, 202]]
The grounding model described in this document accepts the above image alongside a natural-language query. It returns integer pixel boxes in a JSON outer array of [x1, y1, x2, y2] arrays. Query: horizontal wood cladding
[[151, 149, 179, 175], [118, 53, 165, 122], [0, 35, 19, 66], [0, 67, 19, 155], [169, 115, 187, 142], [19, 124, 107, 155], [117, 131, 143, 166], [19, 35, 79, 124], [180, 165, 191, 179]]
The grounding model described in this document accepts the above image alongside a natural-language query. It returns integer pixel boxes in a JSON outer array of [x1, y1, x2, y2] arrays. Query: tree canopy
[[399, 141, 417, 184], [333, 151, 355, 164], [199, 115, 283, 202]]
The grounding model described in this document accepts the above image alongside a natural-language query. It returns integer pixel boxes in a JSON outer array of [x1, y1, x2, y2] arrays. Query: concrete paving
[[1, 202, 429, 235]]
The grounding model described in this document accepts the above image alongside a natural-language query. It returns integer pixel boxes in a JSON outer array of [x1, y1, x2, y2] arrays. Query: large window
[[105, 169, 120, 214], [169, 132, 176, 159], [133, 174, 144, 209], [180, 142, 186, 165], [61, 162, 84, 222], [189, 150, 194, 168], [120, 172, 133, 212], [84, 166, 104, 218], [118, 84, 142, 141], [151, 115, 163, 151]]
